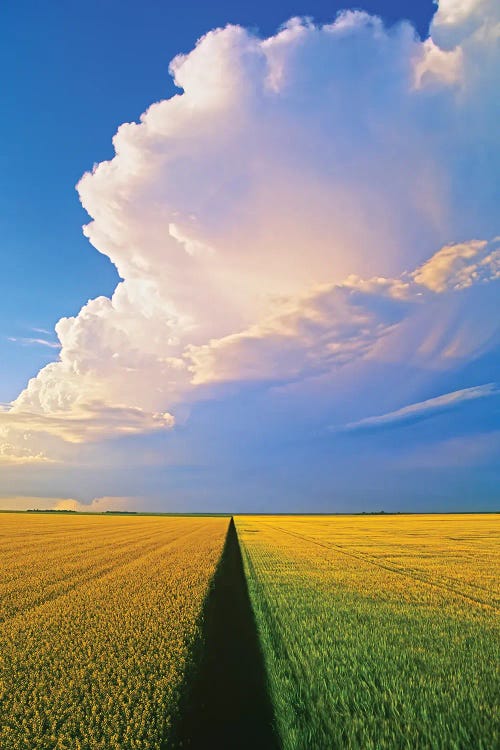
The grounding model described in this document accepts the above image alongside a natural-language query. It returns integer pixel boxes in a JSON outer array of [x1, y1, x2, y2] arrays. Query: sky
[[0, 0, 498, 512]]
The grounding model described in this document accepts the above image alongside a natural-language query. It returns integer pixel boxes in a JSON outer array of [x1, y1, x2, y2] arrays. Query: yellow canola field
[[238, 513, 499, 612], [237, 513, 499, 749], [0, 513, 228, 750]]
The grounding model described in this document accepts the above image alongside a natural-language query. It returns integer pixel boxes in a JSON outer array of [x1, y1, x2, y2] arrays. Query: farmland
[[237, 514, 500, 749], [0, 514, 228, 750], [1, 512, 498, 749]]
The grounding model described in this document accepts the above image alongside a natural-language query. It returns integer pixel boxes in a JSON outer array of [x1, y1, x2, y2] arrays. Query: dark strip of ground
[[168, 517, 280, 749]]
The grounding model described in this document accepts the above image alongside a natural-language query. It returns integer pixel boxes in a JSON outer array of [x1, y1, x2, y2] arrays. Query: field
[[1, 512, 498, 749], [237, 514, 500, 749], [0, 513, 228, 750]]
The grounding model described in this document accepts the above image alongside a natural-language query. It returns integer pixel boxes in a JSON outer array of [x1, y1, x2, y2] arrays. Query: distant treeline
[[25, 509, 139, 514], [26, 509, 77, 513]]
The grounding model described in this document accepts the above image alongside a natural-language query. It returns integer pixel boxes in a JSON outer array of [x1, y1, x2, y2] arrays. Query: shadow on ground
[[168, 518, 280, 749]]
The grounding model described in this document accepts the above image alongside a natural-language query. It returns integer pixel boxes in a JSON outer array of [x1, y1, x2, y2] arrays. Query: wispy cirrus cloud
[[335, 383, 499, 433], [31, 327, 54, 335], [8, 336, 61, 349]]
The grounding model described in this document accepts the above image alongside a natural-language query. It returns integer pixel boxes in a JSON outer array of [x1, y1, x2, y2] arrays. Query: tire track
[[268, 524, 499, 612]]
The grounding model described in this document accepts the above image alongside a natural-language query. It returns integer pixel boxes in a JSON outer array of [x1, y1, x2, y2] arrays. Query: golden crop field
[[237, 514, 500, 749], [0, 513, 229, 750]]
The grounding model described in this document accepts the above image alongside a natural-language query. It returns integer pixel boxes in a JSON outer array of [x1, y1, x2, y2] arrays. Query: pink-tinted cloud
[[2, 0, 498, 465]]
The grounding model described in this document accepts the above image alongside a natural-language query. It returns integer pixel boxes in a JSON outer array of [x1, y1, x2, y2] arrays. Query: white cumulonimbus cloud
[[2, 0, 498, 464]]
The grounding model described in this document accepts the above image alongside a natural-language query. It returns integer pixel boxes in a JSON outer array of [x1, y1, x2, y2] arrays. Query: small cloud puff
[[0, 496, 74, 510], [54, 496, 138, 512], [0, 495, 138, 511]]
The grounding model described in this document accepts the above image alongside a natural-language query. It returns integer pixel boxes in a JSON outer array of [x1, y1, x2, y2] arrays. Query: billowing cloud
[[413, 37, 463, 89], [0, 401, 174, 465], [0, 441, 54, 466], [413, 238, 500, 292], [186, 239, 499, 384], [187, 273, 413, 384], [0, 401, 173, 450], [430, 0, 499, 49], [2, 0, 499, 471]]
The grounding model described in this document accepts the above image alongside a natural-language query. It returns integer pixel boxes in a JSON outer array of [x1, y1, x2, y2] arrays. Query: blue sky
[[0, 0, 498, 511]]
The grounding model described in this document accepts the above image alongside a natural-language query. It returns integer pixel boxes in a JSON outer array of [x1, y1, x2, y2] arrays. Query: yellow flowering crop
[[0, 513, 228, 750]]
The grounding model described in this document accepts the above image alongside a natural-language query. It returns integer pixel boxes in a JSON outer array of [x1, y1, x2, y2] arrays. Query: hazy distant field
[[237, 514, 500, 749], [1, 512, 498, 749]]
